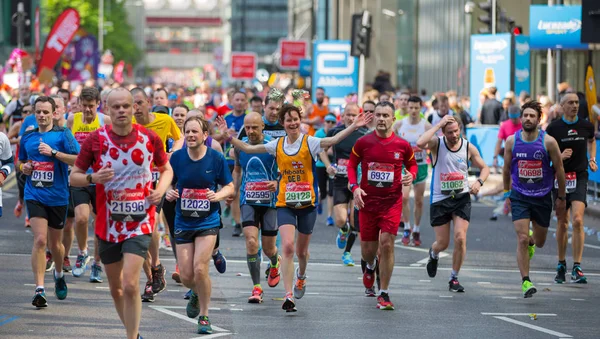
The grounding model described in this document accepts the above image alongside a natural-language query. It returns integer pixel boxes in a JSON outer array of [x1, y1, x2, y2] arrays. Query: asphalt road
[[1, 176, 599, 339]]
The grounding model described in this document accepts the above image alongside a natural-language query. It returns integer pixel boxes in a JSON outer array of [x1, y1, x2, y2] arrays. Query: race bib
[[285, 182, 312, 208], [151, 168, 160, 182], [336, 158, 349, 176], [440, 172, 465, 196], [110, 189, 146, 222], [74, 131, 90, 145], [554, 172, 577, 194], [412, 146, 425, 164], [518, 160, 543, 183], [367, 162, 394, 188], [245, 181, 272, 205], [32, 161, 55, 188], [181, 188, 210, 218]]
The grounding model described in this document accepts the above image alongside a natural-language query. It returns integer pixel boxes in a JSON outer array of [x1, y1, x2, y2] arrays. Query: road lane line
[[0, 316, 19, 327], [477, 282, 491, 285], [501, 297, 517, 299], [148, 306, 228, 332], [189, 334, 232, 339], [481, 313, 557, 316], [570, 298, 585, 301], [492, 316, 572, 338], [419, 280, 431, 283], [439, 295, 452, 298]]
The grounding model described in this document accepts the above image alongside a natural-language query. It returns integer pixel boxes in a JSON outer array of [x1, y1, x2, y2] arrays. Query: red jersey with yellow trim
[[347, 132, 417, 212]]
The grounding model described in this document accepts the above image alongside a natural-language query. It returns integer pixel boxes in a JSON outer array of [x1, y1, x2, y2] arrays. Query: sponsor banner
[[312, 40, 358, 110], [529, 5, 588, 50], [279, 39, 307, 70], [514, 35, 531, 96], [585, 64, 597, 122], [230, 52, 257, 80], [37, 8, 81, 84], [469, 34, 512, 120]]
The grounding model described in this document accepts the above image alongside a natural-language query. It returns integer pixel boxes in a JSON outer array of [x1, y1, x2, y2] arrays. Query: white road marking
[[167, 289, 180, 292], [149, 306, 228, 332], [570, 298, 585, 301], [410, 263, 422, 267], [419, 280, 431, 283], [492, 316, 572, 338], [189, 334, 232, 339], [439, 295, 453, 298], [477, 282, 491, 285], [230, 308, 243, 311], [95, 286, 109, 290], [481, 313, 557, 316], [501, 297, 517, 299], [538, 283, 552, 286], [23, 283, 35, 287]]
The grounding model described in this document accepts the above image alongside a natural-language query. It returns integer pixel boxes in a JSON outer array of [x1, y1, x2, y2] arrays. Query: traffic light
[[478, 0, 496, 34], [10, 0, 32, 47], [511, 26, 522, 36], [350, 11, 371, 58]]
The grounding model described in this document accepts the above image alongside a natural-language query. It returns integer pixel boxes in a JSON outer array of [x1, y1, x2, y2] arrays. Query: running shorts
[[430, 193, 471, 226]]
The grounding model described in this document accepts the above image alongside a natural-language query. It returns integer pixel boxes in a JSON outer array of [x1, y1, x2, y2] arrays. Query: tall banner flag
[[585, 64, 597, 122], [37, 8, 80, 84], [66, 34, 100, 81], [513, 36, 531, 96]]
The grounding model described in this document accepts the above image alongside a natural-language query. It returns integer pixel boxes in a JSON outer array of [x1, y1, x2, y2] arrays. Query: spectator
[[249, 95, 263, 114], [306, 87, 329, 136], [479, 86, 503, 125], [372, 70, 394, 94], [493, 105, 522, 169], [519, 91, 531, 107]]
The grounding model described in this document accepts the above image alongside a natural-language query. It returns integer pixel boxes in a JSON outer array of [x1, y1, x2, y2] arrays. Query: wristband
[[19, 163, 24, 172], [226, 135, 233, 143], [350, 184, 359, 193], [590, 158, 596, 163], [503, 190, 511, 199]]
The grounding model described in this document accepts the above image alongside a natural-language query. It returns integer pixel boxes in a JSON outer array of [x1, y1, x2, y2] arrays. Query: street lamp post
[[99, 0, 104, 52]]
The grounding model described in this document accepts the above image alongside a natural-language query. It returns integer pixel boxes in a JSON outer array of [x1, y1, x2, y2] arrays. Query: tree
[[42, 0, 141, 66]]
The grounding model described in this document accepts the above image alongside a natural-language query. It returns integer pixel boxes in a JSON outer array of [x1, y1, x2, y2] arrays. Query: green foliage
[[41, 0, 141, 66]]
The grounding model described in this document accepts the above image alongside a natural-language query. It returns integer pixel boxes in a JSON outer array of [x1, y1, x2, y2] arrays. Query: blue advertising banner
[[469, 34, 512, 121], [298, 58, 311, 77], [514, 35, 531, 96], [312, 40, 358, 110], [529, 5, 588, 50]]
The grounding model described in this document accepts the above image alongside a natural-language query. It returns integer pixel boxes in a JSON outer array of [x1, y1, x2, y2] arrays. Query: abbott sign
[[312, 40, 358, 109]]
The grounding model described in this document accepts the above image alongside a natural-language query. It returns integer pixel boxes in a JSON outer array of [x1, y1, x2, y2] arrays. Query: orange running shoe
[[14, 200, 23, 218], [267, 255, 281, 288], [172, 264, 181, 284], [247, 285, 263, 304]]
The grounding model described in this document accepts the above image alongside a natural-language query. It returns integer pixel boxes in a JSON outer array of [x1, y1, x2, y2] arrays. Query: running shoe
[[232, 224, 242, 237], [54, 273, 68, 300], [528, 230, 535, 260], [151, 264, 166, 294], [197, 316, 213, 334], [336, 228, 348, 249], [571, 265, 587, 284], [426, 248, 438, 278], [554, 263, 567, 284], [32, 288, 47, 308], [376, 292, 394, 310], [342, 252, 355, 266], [282, 292, 297, 312], [401, 229, 411, 246], [317, 203, 323, 215], [522, 280, 537, 298], [186, 291, 200, 318], [449, 278, 465, 293], [365, 287, 376, 297], [62, 257, 72, 273], [89, 262, 103, 283], [248, 285, 264, 304], [45, 251, 54, 272], [326, 216, 334, 227], [412, 232, 421, 247], [141, 281, 155, 302], [184, 289, 192, 300], [267, 256, 281, 288], [212, 250, 227, 274], [363, 262, 376, 289], [25, 216, 30, 228], [72, 253, 90, 277], [293, 267, 306, 299], [14, 200, 23, 218], [223, 205, 231, 218], [172, 264, 181, 284]]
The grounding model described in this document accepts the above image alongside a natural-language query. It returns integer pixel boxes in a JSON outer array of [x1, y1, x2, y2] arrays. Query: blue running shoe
[[184, 289, 193, 300], [72, 253, 90, 277], [54, 273, 68, 300], [212, 250, 227, 274], [89, 263, 103, 283], [572, 266, 587, 284], [32, 288, 47, 308], [342, 252, 355, 266], [336, 228, 348, 249], [554, 263, 566, 284], [197, 316, 213, 334], [317, 203, 323, 215], [326, 216, 334, 227]]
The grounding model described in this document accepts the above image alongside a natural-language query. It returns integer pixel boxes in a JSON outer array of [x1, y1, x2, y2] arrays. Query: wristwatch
[[477, 178, 484, 186], [51, 149, 57, 158], [557, 196, 566, 201], [86, 174, 93, 184]]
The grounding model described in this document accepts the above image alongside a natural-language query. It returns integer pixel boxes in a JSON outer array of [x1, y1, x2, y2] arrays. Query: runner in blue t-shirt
[[17, 96, 80, 309], [166, 116, 233, 335], [232, 112, 280, 304]]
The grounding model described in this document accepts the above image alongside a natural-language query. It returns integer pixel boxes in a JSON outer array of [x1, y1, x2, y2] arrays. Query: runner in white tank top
[[416, 114, 489, 293], [393, 96, 432, 247]]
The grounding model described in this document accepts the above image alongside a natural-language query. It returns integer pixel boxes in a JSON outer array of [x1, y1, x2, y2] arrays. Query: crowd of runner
[[0, 82, 596, 338]]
